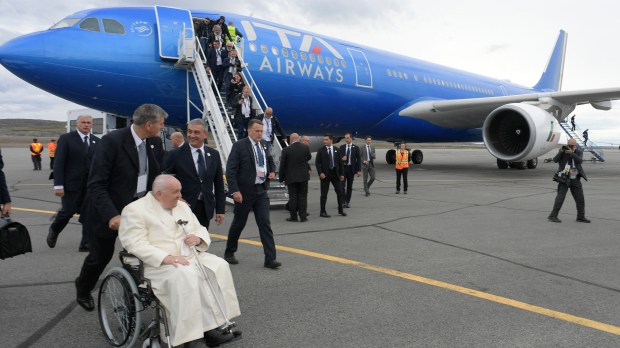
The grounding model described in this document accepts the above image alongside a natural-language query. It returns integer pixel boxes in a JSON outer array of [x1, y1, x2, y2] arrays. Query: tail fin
[[533, 30, 567, 92]]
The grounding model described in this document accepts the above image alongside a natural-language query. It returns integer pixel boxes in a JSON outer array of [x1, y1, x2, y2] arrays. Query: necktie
[[83, 135, 89, 151], [138, 141, 147, 175], [366, 145, 371, 162], [347, 145, 351, 165], [197, 149, 206, 180], [255, 142, 264, 166], [328, 147, 334, 169]]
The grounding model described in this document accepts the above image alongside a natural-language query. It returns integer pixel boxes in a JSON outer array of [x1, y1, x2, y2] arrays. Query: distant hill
[[0, 119, 67, 148]]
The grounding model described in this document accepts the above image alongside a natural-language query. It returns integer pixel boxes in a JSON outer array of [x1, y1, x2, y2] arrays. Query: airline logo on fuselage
[[241, 21, 345, 83]]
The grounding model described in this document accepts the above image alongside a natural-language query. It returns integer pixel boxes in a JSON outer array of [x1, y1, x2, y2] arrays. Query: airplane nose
[[0, 32, 46, 78]]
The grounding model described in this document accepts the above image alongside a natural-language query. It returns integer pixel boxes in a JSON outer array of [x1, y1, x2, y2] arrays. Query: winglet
[[533, 30, 567, 92]]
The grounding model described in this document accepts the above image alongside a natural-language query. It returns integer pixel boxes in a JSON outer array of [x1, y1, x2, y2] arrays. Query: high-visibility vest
[[228, 26, 237, 43], [47, 142, 57, 157], [30, 142, 43, 156], [395, 150, 409, 170]]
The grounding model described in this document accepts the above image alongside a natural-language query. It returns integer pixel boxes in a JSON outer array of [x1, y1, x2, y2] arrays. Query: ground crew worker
[[47, 139, 57, 170], [227, 21, 243, 43], [30, 138, 43, 170], [395, 142, 409, 194]]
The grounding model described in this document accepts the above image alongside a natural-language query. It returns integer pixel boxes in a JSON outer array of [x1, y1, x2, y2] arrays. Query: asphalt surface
[[1, 146, 620, 348]]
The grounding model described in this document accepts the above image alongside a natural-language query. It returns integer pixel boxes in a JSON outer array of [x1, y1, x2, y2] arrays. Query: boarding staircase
[[174, 28, 289, 204], [558, 121, 605, 162]]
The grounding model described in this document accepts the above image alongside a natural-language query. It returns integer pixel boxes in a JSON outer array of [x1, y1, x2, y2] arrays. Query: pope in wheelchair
[[118, 174, 241, 347]]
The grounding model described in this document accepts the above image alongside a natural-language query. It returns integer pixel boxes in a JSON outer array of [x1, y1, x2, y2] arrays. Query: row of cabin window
[[386, 68, 494, 96], [248, 42, 347, 68]]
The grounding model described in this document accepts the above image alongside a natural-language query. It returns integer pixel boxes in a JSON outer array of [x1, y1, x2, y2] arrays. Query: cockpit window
[[79, 17, 100, 32], [102, 19, 125, 34], [50, 18, 80, 29]]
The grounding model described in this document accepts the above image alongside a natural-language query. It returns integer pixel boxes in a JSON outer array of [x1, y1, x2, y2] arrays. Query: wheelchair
[[98, 250, 171, 348]]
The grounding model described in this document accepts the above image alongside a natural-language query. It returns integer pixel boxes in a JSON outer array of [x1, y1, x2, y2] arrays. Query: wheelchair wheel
[[98, 267, 142, 347]]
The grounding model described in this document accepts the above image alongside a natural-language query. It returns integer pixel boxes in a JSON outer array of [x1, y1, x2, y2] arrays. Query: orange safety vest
[[395, 150, 409, 170], [30, 142, 43, 156], [47, 142, 57, 157]]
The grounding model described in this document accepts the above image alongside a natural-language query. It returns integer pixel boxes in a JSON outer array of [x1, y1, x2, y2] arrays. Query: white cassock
[[119, 193, 241, 346]]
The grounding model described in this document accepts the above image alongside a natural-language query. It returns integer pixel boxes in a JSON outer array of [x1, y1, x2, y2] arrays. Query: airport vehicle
[[0, 6, 618, 168]]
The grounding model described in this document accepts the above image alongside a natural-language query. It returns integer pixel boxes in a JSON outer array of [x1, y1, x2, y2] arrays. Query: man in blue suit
[[165, 119, 225, 229], [224, 119, 281, 269]]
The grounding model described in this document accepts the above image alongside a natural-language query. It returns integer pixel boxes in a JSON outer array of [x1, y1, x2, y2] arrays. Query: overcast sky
[[1, 0, 619, 144]]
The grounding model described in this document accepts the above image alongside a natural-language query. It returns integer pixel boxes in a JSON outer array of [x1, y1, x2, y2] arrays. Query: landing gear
[[386, 149, 396, 165], [526, 158, 538, 169], [411, 150, 423, 164], [497, 159, 509, 169], [386, 148, 424, 165]]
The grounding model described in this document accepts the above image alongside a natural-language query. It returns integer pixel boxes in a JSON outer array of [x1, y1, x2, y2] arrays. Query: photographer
[[548, 139, 590, 223]]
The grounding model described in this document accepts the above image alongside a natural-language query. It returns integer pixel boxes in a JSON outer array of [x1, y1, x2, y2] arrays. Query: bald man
[[170, 132, 185, 148], [279, 133, 312, 222]]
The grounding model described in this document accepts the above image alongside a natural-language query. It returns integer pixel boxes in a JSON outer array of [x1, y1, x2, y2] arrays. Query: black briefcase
[[0, 217, 32, 260]]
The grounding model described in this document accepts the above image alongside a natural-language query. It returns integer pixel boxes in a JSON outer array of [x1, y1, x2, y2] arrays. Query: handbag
[[552, 172, 570, 186], [0, 217, 32, 260]]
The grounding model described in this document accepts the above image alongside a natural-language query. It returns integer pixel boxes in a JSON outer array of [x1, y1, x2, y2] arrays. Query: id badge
[[569, 168, 577, 179], [257, 165, 266, 179]]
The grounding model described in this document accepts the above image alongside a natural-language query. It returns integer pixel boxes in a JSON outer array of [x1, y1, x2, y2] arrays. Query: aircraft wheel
[[526, 158, 538, 169], [510, 161, 527, 170], [386, 149, 396, 165], [411, 150, 423, 164], [497, 159, 508, 169]]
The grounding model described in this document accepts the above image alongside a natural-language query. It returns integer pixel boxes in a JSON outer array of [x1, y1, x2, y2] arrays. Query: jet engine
[[482, 103, 560, 163]]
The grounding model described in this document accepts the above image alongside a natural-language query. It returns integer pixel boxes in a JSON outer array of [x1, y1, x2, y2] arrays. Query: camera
[[561, 145, 569, 151]]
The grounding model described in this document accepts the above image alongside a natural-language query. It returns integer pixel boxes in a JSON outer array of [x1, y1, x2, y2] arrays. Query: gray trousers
[[362, 162, 375, 194], [549, 178, 586, 219]]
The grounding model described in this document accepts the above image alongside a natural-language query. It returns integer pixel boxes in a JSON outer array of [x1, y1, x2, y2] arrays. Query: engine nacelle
[[482, 103, 561, 162]]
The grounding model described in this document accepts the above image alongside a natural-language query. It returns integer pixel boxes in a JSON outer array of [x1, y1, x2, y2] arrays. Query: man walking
[[316, 134, 346, 217], [224, 119, 281, 269], [279, 133, 311, 222], [165, 119, 225, 229], [360, 135, 376, 196], [339, 133, 361, 208], [47, 115, 100, 251]]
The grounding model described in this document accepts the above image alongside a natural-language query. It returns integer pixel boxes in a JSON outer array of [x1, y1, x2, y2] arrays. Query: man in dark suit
[[225, 119, 281, 269], [47, 115, 100, 251], [339, 132, 362, 208], [316, 133, 346, 218], [165, 119, 225, 229], [256, 107, 286, 155], [0, 147, 11, 217], [548, 139, 590, 223], [279, 133, 311, 222], [206, 40, 228, 89], [361, 135, 376, 196], [234, 86, 253, 139], [74, 104, 167, 311]]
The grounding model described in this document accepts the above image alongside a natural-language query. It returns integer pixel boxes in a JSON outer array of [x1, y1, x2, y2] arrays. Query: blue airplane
[[1, 6, 619, 168]]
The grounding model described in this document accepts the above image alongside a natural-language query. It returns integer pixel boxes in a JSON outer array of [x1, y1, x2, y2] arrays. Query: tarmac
[[1, 145, 620, 347]]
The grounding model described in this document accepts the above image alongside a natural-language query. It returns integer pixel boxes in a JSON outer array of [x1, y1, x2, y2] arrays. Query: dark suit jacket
[[553, 147, 588, 181], [279, 142, 311, 185], [226, 138, 275, 195], [165, 143, 225, 221], [339, 143, 362, 173], [222, 56, 241, 73], [206, 47, 228, 70], [0, 148, 10, 204], [85, 127, 161, 238], [53, 131, 100, 194], [234, 96, 254, 122], [316, 145, 344, 177]]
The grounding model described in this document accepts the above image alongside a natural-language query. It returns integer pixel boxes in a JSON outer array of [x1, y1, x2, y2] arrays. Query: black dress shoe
[[224, 255, 239, 264], [47, 226, 60, 248], [395, 191, 400, 194], [365, 192, 370, 197], [339, 211, 347, 216], [548, 216, 562, 223], [78, 244, 90, 252], [286, 217, 298, 222], [576, 217, 591, 223], [75, 278, 95, 311], [343, 203, 350, 208], [320, 212, 331, 218], [204, 328, 242, 347], [300, 217, 308, 222], [264, 260, 282, 269]]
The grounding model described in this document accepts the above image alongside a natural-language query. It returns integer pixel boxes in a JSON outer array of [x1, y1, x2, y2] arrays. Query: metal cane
[[175, 219, 236, 333]]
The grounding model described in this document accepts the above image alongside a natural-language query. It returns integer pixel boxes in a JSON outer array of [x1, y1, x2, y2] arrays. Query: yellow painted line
[[210, 233, 620, 336], [12, 206, 620, 336]]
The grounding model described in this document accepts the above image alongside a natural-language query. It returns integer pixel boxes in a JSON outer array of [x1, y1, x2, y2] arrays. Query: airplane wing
[[398, 87, 620, 129]]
